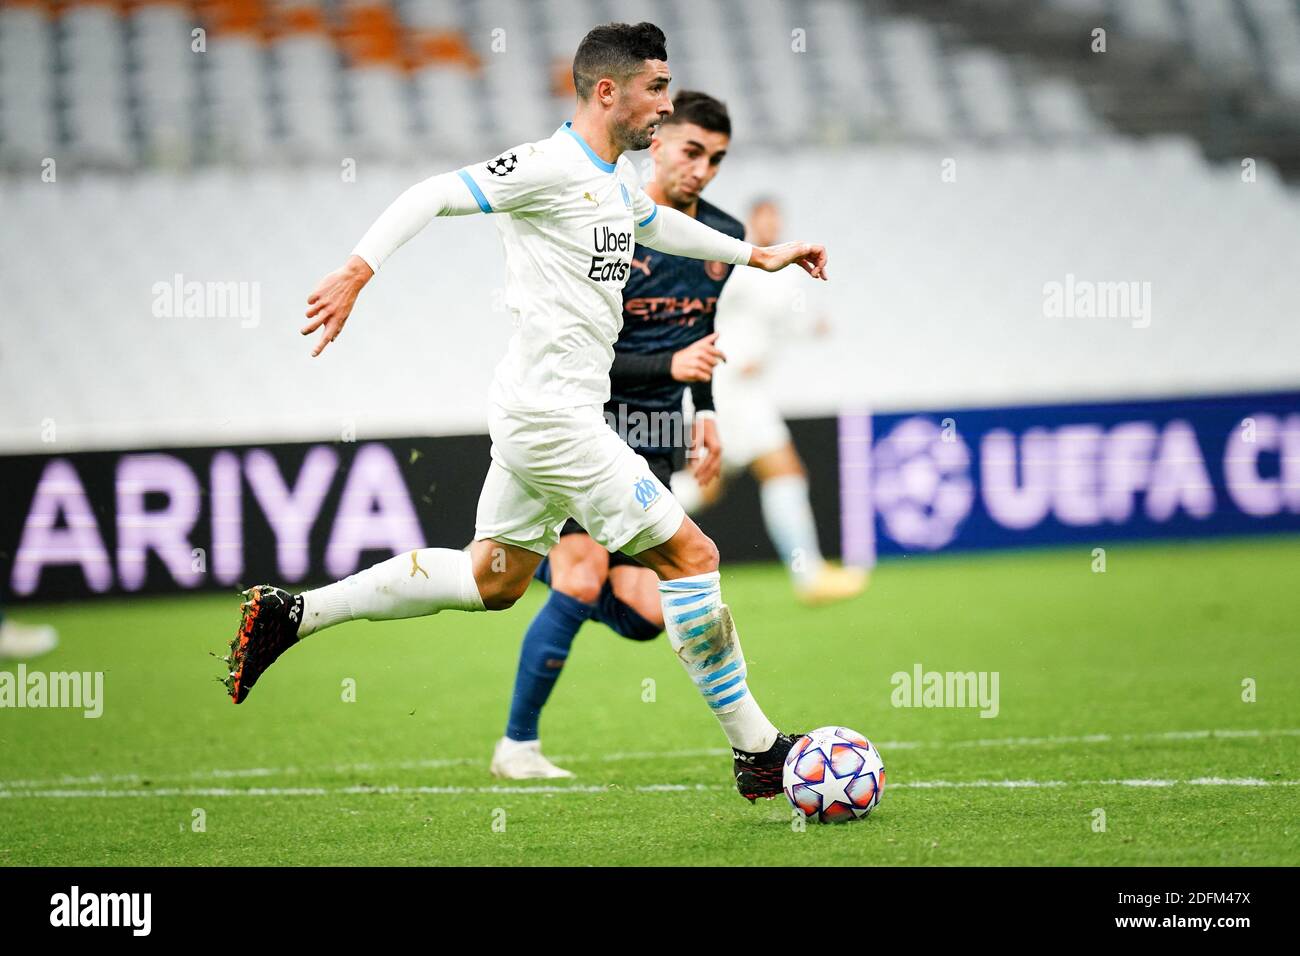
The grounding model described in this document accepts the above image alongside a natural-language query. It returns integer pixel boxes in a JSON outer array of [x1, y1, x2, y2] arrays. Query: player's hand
[[671, 332, 727, 382], [302, 255, 374, 357], [751, 241, 828, 280], [689, 415, 723, 486]]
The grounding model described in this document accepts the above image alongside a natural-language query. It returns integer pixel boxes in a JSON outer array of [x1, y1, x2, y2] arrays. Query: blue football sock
[[533, 556, 552, 587], [504, 589, 592, 741], [592, 581, 663, 641]]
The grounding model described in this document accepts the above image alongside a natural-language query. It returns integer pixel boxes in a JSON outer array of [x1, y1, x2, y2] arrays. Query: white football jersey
[[457, 122, 658, 413]]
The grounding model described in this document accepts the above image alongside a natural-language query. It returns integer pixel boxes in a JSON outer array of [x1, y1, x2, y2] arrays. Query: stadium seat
[[0, 1, 58, 165], [62, 0, 136, 166], [403, 0, 488, 153], [1026, 76, 1103, 138], [1181, 0, 1254, 71], [271, 3, 347, 159], [804, 0, 891, 139], [878, 19, 956, 141], [205, 3, 277, 164], [130, 0, 199, 165], [1114, 0, 1182, 45], [475, 0, 554, 146], [1245, 0, 1300, 97], [339, 2, 415, 157], [734, 0, 814, 143], [950, 49, 1023, 140]]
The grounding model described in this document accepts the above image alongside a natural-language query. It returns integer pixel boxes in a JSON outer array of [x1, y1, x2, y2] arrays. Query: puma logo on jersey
[[582, 191, 598, 205], [630, 255, 652, 276], [409, 551, 428, 579]]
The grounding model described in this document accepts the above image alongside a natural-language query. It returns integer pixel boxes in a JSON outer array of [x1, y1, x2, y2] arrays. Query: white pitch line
[[0, 746, 734, 791], [0, 778, 1297, 800], [2, 727, 1297, 792], [929, 727, 1300, 750]]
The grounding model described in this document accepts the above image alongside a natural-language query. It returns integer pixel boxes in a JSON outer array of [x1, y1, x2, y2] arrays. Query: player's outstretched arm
[[635, 203, 828, 281], [301, 171, 486, 357]]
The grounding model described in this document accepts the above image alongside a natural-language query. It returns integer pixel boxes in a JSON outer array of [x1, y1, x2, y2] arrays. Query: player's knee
[[555, 569, 603, 605], [551, 555, 605, 605], [682, 534, 720, 576]]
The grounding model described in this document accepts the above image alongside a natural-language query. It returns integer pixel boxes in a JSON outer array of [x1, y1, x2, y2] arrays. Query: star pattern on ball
[[807, 761, 858, 817], [806, 728, 856, 764]]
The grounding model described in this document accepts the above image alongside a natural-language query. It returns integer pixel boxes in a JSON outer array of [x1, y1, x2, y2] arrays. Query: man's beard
[[616, 116, 657, 152]]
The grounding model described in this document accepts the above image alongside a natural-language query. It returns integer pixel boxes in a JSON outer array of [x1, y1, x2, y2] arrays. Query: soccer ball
[[783, 726, 885, 823]]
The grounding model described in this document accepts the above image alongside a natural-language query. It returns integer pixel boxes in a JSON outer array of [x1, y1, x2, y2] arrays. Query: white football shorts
[[474, 402, 686, 556]]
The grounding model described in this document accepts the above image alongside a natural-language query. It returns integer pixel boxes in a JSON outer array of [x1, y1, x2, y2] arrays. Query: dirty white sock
[[658, 571, 778, 752]]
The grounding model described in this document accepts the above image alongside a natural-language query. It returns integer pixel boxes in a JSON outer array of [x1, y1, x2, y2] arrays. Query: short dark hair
[[662, 90, 731, 136], [572, 22, 668, 100]]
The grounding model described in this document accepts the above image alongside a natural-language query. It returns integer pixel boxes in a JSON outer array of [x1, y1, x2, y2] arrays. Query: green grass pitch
[[2, 536, 1297, 866]]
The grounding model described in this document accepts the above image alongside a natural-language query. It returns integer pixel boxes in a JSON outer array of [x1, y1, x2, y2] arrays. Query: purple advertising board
[[2, 391, 1297, 602], [840, 391, 1300, 563], [1, 435, 490, 602]]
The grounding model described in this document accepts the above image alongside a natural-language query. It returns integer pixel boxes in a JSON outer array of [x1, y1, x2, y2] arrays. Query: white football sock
[[659, 571, 779, 753], [759, 474, 825, 585], [669, 469, 704, 514], [298, 547, 484, 637]]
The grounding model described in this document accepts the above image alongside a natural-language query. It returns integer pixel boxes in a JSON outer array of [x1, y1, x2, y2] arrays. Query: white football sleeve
[[351, 143, 563, 273], [351, 172, 483, 274], [634, 202, 753, 266]]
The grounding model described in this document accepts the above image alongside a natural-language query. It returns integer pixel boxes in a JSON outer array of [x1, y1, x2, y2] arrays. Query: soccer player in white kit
[[672, 199, 867, 606], [220, 23, 828, 801]]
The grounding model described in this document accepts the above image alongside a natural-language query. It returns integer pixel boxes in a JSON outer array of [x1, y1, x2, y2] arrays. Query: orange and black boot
[[734, 731, 805, 802], [220, 585, 302, 703]]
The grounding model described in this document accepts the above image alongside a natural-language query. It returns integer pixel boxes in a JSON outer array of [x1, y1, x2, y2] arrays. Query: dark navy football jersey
[[608, 197, 746, 414]]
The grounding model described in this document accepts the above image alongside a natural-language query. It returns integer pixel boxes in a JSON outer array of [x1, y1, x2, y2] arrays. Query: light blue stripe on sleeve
[[637, 205, 658, 228], [456, 169, 493, 213]]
